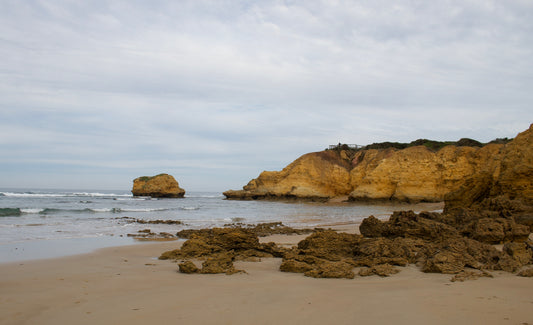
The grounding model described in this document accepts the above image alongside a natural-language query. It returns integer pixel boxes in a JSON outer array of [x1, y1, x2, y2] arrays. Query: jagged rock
[[177, 222, 313, 239], [131, 173, 185, 198], [421, 237, 521, 274], [354, 237, 425, 267], [199, 252, 244, 275], [358, 264, 400, 277], [296, 230, 361, 261], [178, 261, 199, 274], [462, 218, 530, 244], [360, 211, 460, 240], [517, 268, 533, 277], [304, 261, 355, 279], [160, 227, 267, 260], [450, 270, 493, 282], [279, 259, 315, 273], [503, 242, 533, 266], [359, 215, 384, 237]]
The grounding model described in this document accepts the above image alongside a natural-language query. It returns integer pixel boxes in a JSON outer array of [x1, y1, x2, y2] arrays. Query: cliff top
[[328, 137, 513, 153]]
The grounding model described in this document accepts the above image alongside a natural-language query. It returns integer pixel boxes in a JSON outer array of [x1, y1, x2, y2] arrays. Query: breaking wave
[[0, 207, 171, 216]]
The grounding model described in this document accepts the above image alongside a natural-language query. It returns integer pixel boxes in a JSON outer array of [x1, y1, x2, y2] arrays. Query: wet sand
[[1, 233, 532, 325]]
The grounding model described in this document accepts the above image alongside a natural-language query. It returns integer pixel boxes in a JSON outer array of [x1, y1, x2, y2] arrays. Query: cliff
[[224, 151, 352, 201], [445, 123, 533, 211], [132, 174, 186, 198], [224, 124, 532, 203]]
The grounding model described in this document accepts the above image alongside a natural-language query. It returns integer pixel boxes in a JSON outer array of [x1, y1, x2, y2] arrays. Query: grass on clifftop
[[327, 137, 513, 153]]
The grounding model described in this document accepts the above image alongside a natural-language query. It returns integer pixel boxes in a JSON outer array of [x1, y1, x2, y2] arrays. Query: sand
[[1, 234, 532, 325]]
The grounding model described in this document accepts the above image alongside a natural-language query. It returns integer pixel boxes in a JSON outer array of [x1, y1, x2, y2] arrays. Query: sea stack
[[132, 173, 186, 198]]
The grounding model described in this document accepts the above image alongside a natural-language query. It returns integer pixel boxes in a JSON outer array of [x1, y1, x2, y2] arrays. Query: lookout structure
[[329, 143, 363, 150]]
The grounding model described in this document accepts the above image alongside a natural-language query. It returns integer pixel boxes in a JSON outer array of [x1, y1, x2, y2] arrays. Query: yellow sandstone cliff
[[224, 124, 532, 203], [224, 151, 352, 201]]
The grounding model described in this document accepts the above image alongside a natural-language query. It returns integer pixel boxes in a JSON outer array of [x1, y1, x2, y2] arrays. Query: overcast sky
[[1, 1, 532, 192]]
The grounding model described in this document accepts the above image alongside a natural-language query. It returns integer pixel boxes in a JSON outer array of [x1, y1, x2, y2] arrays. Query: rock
[[354, 237, 425, 267], [420, 237, 520, 274], [224, 151, 353, 201], [304, 261, 355, 279], [462, 218, 530, 244], [517, 268, 533, 277], [296, 230, 361, 261], [178, 261, 199, 274], [176, 222, 313, 239], [279, 259, 315, 273], [358, 264, 400, 277], [422, 250, 466, 274], [503, 242, 533, 266], [359, 215, 384, 237], [131, 174, 185, 198], [450, 270, 493, 282], [199, 252, 244, 275], [361, 210, 460, 241]]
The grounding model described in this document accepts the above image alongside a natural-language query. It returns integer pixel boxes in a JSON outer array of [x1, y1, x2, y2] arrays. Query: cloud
[[1, 0, 532, 190]]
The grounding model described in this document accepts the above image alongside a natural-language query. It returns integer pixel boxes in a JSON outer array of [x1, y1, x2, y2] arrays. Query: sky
[[1, 0, 533, 192]]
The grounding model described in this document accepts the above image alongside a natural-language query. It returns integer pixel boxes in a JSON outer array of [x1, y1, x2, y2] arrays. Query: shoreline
[[2, 234, 533, 325]]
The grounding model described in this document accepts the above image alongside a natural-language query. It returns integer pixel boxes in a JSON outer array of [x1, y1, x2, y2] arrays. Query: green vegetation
[[137, 173, 168, 182], [327, 137, 513, 153]]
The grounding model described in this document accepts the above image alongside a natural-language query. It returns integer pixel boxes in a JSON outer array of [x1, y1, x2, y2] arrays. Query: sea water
[[0, 188, 439, 262]]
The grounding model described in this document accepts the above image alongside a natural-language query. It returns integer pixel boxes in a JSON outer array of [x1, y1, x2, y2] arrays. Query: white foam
[[20, 208, 45, 214]]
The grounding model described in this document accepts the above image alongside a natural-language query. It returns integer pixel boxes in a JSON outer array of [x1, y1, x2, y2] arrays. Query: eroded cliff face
[[224, 151, 352, 201], [348, 144, 503, 202], [132, 173, 185, 198], [445, 123, 533, 211], [224, 124, 532, 203]]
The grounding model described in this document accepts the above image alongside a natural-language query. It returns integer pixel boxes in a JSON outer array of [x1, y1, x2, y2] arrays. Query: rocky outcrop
[[224, 132, 520, 202], [224, 151, 352, 201], [445, 124, 533, 211], [225, 124, 533, 202], [348, 144, 502, 202], [131, 173, 185, 198]]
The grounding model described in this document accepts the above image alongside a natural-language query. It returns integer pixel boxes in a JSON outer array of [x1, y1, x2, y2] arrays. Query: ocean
[[0, 188, 440, 262]]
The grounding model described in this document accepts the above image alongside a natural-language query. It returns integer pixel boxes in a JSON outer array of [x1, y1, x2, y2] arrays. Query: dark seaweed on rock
[[176, 222, 313, 239]]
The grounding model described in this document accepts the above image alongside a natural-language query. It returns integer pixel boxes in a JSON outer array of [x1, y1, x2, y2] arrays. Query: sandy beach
[[1, 230, 532, 325]]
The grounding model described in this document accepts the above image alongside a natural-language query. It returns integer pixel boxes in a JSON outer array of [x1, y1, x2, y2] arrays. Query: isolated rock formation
[[131, 173, 185, 198]]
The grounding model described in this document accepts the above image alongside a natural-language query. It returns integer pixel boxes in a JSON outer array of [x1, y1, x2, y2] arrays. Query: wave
[[180, 207, 200, 210], [0, 207, 173, 216], [184, 194, 224, 198], [0, 191, 132, 198], [0, 208, 22, 217]]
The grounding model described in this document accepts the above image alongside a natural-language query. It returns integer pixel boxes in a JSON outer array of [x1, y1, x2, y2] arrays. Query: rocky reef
[[160, 211, 532, 279], [224, 124, 533, 203], [131, 173, 185, 198]]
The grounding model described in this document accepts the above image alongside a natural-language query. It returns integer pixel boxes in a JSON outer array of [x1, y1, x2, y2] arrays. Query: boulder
[[131, 173, 185, 198], [178, 261, 200, 274]]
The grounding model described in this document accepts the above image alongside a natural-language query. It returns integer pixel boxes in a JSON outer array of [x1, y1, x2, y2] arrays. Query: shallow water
[[0, 188, 441, 262]]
